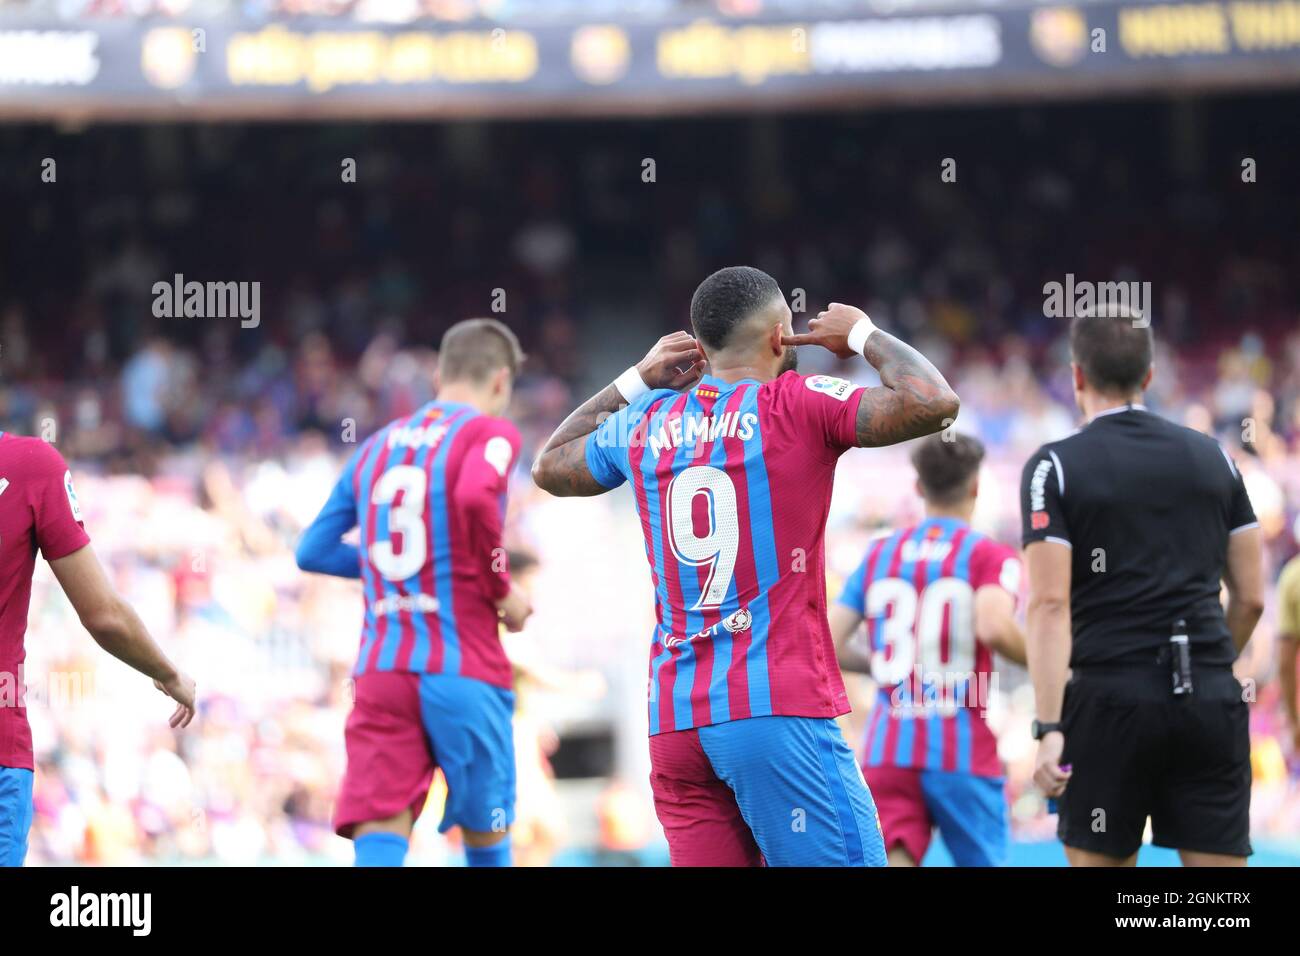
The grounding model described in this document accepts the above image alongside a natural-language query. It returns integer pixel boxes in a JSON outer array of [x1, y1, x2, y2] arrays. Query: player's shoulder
[[0, 433, 70, 476], [611, 389, 683, 434], [763, 370, 862, 404], [1020, 431, 1080, 487], [1027, 423, 1087, 461], [467, 412, 522, 445], [969, 530, 1017, 562], [964, 529, 1021, 588], [635, 388, 682, 413], [872, 524, 913, 556], [1174, 422, 1241, 472]]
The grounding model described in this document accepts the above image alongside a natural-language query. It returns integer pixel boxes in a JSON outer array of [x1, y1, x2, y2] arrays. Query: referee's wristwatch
[[1031, 719, 1063, 740]]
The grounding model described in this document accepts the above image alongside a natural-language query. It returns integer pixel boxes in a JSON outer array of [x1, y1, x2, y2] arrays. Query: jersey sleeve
[[454, 418, 521, 602], [1020, 446, 1070, 548], [1222, 449, 1258, 534], [584, 401, 639, 490], [296, 445, 364, 578], [835, 554, 869, 613], [970, 538, 1022, 602], [30, 443, 91, 561], [774, 373, 867, 459]]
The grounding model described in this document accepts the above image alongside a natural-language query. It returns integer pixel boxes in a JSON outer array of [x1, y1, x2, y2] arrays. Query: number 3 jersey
[[586, 371, 867, 735], [836, 518, 1020, 778], [305, 402, 521, 689]]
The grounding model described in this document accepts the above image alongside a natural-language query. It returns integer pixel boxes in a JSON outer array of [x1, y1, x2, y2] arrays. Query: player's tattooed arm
[[854, 331, 960, 447], [783, 303, 959, 447], [531, 382, 627, 497], [532, 332, 705, 497]]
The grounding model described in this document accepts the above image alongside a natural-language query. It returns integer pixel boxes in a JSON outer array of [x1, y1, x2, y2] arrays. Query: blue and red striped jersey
[[836, 517, 1021, 777], [586, 371, 867, 735], [297, 401, 520, 688]]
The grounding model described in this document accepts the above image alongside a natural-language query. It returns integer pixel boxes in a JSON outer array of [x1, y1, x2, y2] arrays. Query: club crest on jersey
[[695, 385, 720, 399], [722, 607, 752, 633], [665, 606, 752, 648], [804, 375, 861, 402]]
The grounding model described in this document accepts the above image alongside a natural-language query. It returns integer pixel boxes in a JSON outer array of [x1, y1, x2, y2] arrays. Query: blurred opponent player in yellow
[[1278, 548, 1300, 756]]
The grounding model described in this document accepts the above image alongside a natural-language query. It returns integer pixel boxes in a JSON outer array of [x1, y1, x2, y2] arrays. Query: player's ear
[[1071, 362, 1086, 393], [1141, 364, 1154, 391], [769, 322, 784, 356], [492, 366, 510, 398], [914, 478, 924, 499]]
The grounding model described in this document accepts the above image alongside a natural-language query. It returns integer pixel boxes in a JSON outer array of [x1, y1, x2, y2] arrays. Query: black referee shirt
[[1019, 405, 1258, 667]]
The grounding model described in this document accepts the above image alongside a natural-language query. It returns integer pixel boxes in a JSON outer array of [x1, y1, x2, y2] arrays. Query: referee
[[1021, 307, 1265, 867]]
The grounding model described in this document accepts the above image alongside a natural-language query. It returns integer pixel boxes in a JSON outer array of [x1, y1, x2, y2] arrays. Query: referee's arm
[[1223, 462, 1266, 655], [1223, 527, 1265, 654], [1020, 449, 1073, 798]]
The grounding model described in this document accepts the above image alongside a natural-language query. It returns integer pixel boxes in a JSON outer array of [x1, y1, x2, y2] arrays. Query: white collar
[[1091, 403, 1147, 420]]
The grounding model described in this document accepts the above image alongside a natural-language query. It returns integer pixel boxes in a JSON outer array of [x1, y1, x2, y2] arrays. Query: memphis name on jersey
[[837, 517, 1020, 778], [586, 372, 868, 736], [643, 410, 758, 460]]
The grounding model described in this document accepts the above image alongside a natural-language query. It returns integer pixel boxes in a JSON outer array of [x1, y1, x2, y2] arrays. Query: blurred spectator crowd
[[2, 98, 1298, 863]]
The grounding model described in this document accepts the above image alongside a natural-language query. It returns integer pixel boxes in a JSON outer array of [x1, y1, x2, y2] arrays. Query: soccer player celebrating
[[532, 266, 959, 866], [0, 432, 196, 867], [830, 433, 1026, 866], [297, 319, 531, 868]]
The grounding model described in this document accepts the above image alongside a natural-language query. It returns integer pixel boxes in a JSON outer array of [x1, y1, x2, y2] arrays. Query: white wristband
[[614, 365, 649, 403], [847, 316, 878, 356]]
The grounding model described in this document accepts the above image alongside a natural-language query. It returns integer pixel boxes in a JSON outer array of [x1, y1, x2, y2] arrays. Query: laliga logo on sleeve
[[804, 375, 861, 402], [64, 470, 84, 522]]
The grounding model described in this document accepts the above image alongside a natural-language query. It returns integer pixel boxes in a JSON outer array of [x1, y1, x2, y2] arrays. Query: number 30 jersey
[[312, 402, 521, 688], [586, 371, 866, 735], [836, 518, 1020, 778]]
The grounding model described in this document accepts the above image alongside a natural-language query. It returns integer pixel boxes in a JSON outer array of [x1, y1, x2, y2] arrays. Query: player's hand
[[781, 303, 869, 358], [496, 584, 533, 633], [154, 670, 197, 729], [635, 331, 706, 391], [1032, 731, 1071, 798]]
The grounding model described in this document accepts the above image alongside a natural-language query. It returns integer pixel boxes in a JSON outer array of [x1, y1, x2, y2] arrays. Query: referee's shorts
[[1057, 662, 1252, 859]]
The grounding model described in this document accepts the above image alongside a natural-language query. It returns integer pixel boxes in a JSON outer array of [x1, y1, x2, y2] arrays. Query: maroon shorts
[[649, 727, 763, 867], [863, 765, 933, 863], [333, 670, 516, 839]]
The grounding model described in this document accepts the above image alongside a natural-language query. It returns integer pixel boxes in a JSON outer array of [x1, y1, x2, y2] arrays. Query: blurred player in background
[[532, 265, 959, 866], [0, 431, 196, 866], [501, 550, 607, 866], [296, 318, 532, 867], [831, 433, 1026, 866], [1278, 549, 1300, 755]]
